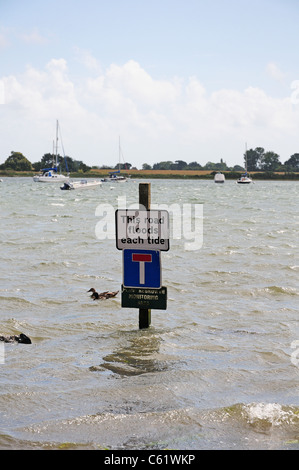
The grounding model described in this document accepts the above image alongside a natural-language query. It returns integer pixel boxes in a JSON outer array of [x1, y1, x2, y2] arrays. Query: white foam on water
[[244, 403, 293, 426]]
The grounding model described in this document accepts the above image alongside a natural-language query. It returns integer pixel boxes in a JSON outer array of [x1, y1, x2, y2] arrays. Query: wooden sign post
[[139, 183, 151, 329], [115, 182, 169, 329]]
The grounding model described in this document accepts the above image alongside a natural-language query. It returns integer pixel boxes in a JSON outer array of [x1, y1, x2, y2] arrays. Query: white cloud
[[266, 62, 286, 82], [106, 60, 180, 108], [21, 29, 48, 45], [74, 47, 102, 72], [1, 59, 299, 166]]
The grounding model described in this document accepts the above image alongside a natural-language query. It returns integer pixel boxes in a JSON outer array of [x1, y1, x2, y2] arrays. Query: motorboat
[[60, 179, 102, 190], [102, 171, 129, 182]]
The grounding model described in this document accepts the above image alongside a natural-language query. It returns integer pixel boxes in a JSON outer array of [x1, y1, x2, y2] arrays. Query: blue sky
[[1, 0, 299, 168]]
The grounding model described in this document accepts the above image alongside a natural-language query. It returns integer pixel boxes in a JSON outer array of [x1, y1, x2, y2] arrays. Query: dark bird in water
[[87, 288, 119, 300], [0, 333, 31, 344]]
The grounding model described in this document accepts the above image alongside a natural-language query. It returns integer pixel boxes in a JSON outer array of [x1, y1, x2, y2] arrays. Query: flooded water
[[0, 177, 298, 450]]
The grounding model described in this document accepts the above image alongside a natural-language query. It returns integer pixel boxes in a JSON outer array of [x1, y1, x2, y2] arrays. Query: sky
[[1, 0, 299, 168]]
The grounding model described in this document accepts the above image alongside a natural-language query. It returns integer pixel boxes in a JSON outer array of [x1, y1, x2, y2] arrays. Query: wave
[[288, 265, 299, 271], [209, 402, 299, 429], [0, 296, 36, 306], [261, 286, 298, 296], [0, 433, 99, 450], [3, 402, 298, 450]]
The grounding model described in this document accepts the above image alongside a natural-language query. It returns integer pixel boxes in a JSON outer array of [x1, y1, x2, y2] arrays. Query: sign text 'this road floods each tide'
[[116, 209, 170, 251]]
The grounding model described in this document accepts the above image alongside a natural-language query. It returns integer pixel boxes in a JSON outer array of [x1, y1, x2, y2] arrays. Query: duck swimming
[[87, 288, 119, 300], [0, 333, 31, 344]]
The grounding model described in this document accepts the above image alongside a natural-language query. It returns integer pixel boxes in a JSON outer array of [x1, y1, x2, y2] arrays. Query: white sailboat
[[102, 137, 130, 182], [33, 121, 69, 183], [237, 143, 253, 184]]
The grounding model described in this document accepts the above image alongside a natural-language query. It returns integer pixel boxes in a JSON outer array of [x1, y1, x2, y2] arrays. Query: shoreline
[[0, 169, 299, 180]]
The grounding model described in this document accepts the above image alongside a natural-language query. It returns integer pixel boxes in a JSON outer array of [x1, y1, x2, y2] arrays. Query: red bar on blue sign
[[132, 253, 152, 263]]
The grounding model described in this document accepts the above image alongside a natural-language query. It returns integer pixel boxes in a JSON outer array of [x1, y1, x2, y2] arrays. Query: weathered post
[[139, 183, 151, 329]]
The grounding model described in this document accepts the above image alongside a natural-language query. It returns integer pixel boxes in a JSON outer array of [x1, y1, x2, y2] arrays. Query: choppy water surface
[[0, 177, 298, 450]]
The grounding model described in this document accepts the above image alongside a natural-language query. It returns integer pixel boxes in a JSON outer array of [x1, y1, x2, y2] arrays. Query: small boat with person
[[236, 172, 253, 184], [237, 143, 253, 184]]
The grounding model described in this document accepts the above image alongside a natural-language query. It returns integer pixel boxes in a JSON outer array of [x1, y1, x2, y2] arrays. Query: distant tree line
[[0, 151, 91, 173], [32, 153, 91, 173], [143, 159, 243, 171], [0, 151, 131, 173], [1, 148, 299, 173], [143, 151, 299, 172], [245, 148, 299, 171]]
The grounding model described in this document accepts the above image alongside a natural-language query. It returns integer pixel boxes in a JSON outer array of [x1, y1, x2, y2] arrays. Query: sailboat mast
[[245, 142, 248, 173], [119, 136, 121, 172], [55, 120, 59, 168], [52, 140, 55, 167]]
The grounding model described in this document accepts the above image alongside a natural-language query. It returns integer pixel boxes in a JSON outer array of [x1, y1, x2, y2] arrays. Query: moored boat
[[60, 179, 102, 190], [214, 172, 225, 183], [236, 173, 252, 184], [33, 121, 69, 183], [34, 169, 69, 183], [237, 143, 253, 184], [101, 137, 130, 183]]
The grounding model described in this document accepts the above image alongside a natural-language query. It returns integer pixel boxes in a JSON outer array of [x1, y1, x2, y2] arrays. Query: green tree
[[214, 158, 229, 171], [172, 160, 187, 170], [260, 151, 281, 171], [3, 151, 33, 171], [142, 163, 152, 170], [153, 161, 173, 170], [32, 153, 55, 171], [233, 165, 244, 171], [77, 161, 91, 172], [115, 162, 132, 170], [187, 161, 202, 170], [284, 153, 299, 171], [33, 154, 91, 173], [246, 147, 264, 171], [203, 161, 217, 170]]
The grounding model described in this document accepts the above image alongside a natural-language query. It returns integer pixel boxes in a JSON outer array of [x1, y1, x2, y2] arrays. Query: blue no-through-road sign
[[123, 249, 161, 288]]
